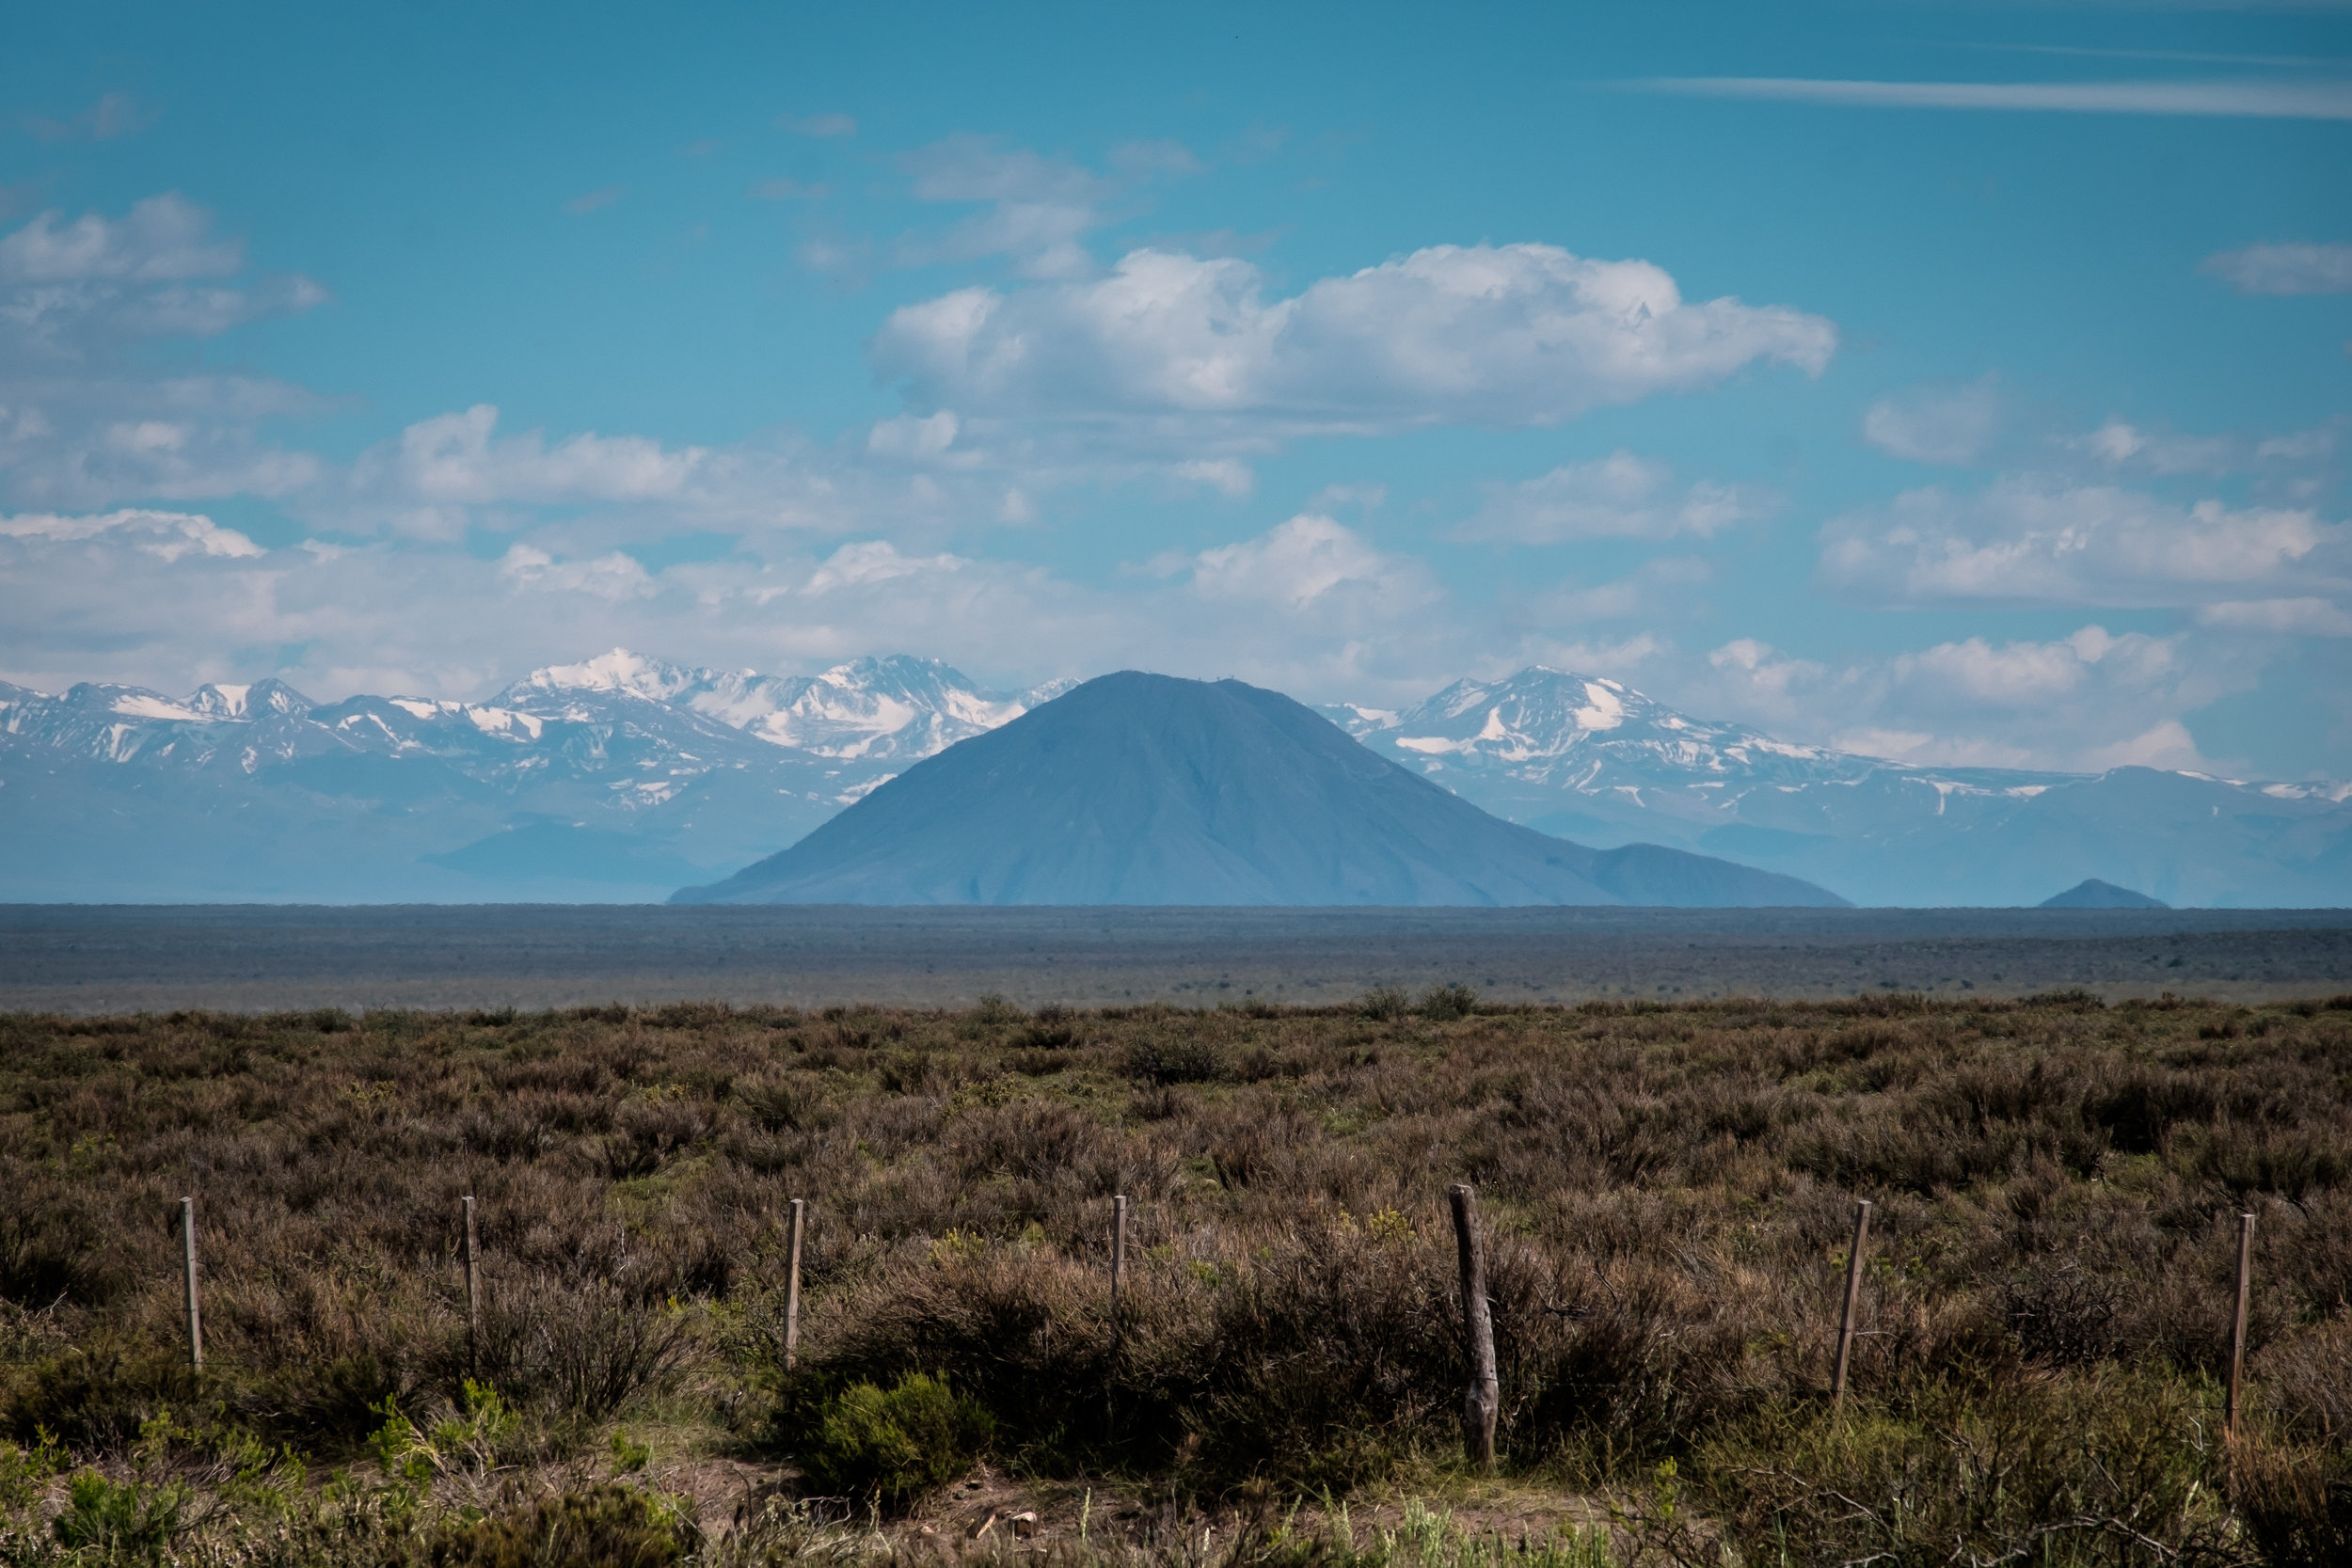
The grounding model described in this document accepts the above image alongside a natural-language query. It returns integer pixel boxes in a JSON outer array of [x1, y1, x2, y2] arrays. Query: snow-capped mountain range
[[0, 651, 1072, 901], [2, 654, 2344, 905], [1329, 670, 2351, 907]]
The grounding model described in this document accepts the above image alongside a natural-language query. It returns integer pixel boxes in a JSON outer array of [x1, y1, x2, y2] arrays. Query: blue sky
[[2, 0, 2347, 777]]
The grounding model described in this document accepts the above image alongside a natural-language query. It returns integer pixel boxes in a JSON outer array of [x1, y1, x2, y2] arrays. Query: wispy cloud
[[24, 90, 155, 143], [2201, 242, 2352, 294], [563, 187, 626, 215], [1629, 76, 2352, 119], [778, 112, 856, 138]]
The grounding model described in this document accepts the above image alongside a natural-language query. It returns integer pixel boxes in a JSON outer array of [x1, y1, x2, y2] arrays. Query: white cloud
[[2201, 242, 2352, 296], [891, 134, 1195, 281], [750, 178, 827, 201], [0, 196, 326, 356], [1633, 76, 2352, 120], [1189, 515, 1429, 610], [2197, 597, 2352, 637], [1862, 376, 2000, 465], [1173, 458, 1253, 498], [1819, 476, 2343, 608], [872, 243, 1835, 435], [0, 506, 262, 561], [1454, 451, 1771, 543], [864, 411, 964, 463], [804, 539, 967, 593], [496, 544, 656, 599], [0, 195, 239, 282], [1694, 626, 2245, 774], [564, 187, 626, 215], [340, 405, 710, 536], [2080, 719, 2210, 772], [2068, 414, 2342, 483]]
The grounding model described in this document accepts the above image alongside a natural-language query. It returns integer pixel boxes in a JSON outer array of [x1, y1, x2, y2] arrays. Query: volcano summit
[[674, 673, 1844, 907]]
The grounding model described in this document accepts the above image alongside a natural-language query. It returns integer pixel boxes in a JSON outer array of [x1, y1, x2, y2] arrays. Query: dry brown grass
[[1, 989, 2348, 1563]]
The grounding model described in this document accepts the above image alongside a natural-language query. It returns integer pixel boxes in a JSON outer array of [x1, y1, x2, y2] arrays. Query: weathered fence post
[[2227, 1210, 2253, 1441], [180, 1196, 203, 1370], [462, 1196, 482, 1373], [1110, 1195, 1129, 1332], [1448, 1182, 1498, 1471], [783, 1197, 805, 1373], [1832, 1199, 1873, 1410]]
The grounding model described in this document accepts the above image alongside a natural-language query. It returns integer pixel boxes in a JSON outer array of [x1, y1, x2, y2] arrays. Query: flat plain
[[1, 990, 2348, 1564], [3, 903, 2350, 1014]]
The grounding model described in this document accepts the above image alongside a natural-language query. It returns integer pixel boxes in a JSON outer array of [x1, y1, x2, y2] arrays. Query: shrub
[[54, 1469, 188, 1560], [1359, 986, 1411, 1022], [799, 1371, 993, 1509], [425, 1482, 686, 1568], [1417, 983, 1478, 1022], [1125, 1036, 1222, 1085]]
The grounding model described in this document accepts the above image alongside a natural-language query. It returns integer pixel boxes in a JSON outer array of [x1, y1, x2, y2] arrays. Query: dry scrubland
[[0, 991, 2349, 1565]]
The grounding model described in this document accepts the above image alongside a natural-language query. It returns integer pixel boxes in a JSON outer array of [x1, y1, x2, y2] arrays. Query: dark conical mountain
[[671, 673, 1847, 907], [2040, 878, 2170, 910]]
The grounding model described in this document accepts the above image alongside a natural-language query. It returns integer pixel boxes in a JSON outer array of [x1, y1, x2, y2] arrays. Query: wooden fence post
[[1448, 1183, 1498, 1471], [784, 1198, 805, 1373], [1832, 1199, 1873, 1411], [180, 1196, 203, 1370], [462, 1196, 481, 1373], [1110, 1195, 1129, 1333], [2227, 1210, 2253, 1441]]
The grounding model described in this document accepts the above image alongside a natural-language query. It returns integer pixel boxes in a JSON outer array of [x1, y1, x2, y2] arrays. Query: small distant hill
[[2040, 879, 2170, 910], [673, 672, 1848, 908]]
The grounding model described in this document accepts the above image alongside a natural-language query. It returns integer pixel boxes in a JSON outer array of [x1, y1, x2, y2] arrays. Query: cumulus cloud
[[1862, 376, 2001, 465], [872, 243, 1835, 436], [1454, 451, 1771, 544], [2201, 242, 2352, 296], [0, 506, 262, 561], [1186, 515, 1430, 611], [1819, 476, 2344, 608], [1695, 625, 2247, 774], [0, 196, 326, 356]]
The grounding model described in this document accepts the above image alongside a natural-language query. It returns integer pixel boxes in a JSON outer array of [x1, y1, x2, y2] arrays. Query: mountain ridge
[[5, 653, 2346, 906], [674, 673, 1846, 908]]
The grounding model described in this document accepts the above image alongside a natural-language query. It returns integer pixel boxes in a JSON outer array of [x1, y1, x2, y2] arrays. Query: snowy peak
[[508, 648, 707, 705], [1345, 666, 1863, 789], [499, 648, 1067, 764]]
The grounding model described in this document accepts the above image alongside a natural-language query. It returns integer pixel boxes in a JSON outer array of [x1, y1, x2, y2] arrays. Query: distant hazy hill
[[2042, 879, 2169, 911], [673, 673, 1845, 908]]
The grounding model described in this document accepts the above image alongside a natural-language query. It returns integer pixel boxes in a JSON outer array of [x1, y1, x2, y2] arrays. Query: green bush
[[801, 1371, 993, 1510], [1359, 985, 1411, 1022], [54, 1469, 187, 1560]]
